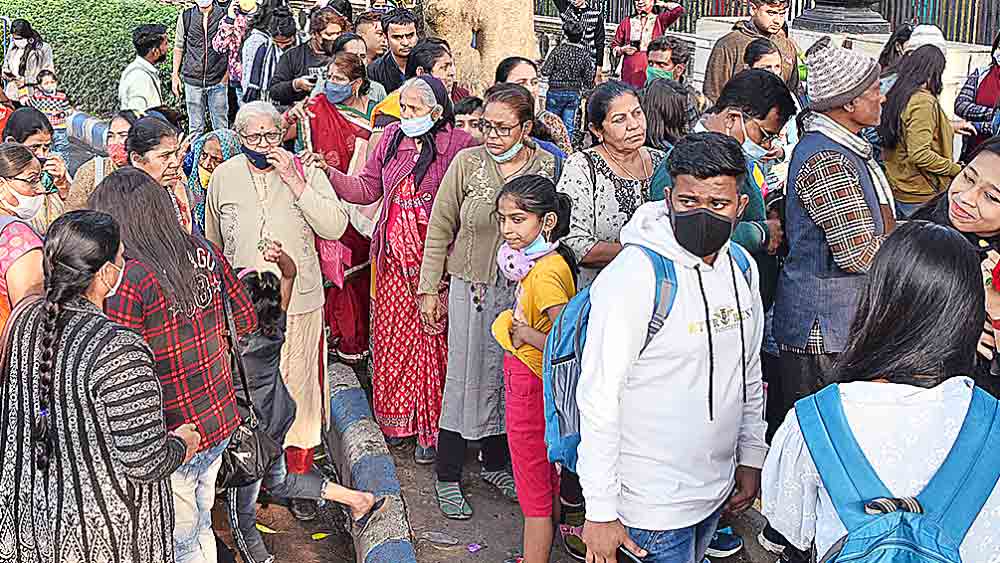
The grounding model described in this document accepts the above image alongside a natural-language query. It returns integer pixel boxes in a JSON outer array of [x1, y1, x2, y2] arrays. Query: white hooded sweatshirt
[[576, 201, 768, 531]]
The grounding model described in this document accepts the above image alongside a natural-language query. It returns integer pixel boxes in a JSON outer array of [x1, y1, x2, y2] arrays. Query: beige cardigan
[[204, 154, 349, 315], [418, 144, 557, 295]]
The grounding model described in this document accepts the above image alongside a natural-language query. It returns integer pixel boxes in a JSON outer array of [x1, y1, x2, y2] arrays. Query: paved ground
[[392, 440, 773, 563]]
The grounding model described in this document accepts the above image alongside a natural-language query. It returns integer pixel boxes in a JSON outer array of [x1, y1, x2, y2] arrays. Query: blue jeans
[[172, 437, 230, 563], [226, 455, 327, 563], [625, 507, 723, 563], [184, 82, 229, 139], [545, 89, 581, 140]]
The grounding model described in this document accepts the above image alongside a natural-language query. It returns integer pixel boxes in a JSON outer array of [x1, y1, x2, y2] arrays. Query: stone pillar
[[792, 0, 891, 35]]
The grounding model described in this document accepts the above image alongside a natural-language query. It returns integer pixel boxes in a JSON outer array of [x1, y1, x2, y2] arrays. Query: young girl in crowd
[[228, 239, 383, 563], [491, 175, 577, 563]]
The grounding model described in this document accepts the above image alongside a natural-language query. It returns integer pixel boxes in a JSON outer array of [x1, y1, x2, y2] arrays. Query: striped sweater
[[554, 0, 606, 68], [0, 298, 186, 563]]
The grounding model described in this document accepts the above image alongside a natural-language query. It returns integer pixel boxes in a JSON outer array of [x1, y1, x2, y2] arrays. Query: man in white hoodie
[[578, 132, 768, 563]]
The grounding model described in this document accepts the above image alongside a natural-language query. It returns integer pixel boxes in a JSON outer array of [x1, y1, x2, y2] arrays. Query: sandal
[[481, 469, 518, 503], [352, 497, 386, 537], [435, 481, 473, 520]]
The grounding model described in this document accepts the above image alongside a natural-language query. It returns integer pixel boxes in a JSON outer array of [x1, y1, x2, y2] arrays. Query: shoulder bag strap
[[203, 237, 259, 428]]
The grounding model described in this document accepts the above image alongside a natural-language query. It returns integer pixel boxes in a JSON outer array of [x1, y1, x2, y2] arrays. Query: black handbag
[[215, 264, 283, 489]]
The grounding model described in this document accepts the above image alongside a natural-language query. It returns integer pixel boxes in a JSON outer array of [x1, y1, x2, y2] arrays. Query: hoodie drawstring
[[694, 266, 715, 421], [728, 253, 748, 404]]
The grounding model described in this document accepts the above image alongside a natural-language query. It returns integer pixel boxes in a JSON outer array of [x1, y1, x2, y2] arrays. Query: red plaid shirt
[[106, 240, 257, 452]]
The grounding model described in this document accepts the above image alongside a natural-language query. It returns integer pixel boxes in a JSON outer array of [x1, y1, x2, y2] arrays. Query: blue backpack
[[541, 244, 752, 473], [796, 384, 1000, 563]]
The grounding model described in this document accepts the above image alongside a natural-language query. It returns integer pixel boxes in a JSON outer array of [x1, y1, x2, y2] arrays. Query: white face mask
[[3, 184, 44, 220], [103, 261, 124, 300], [195, 0, 214, 7], [994, 49, 1000, 67], [12, 38, 27, 49]]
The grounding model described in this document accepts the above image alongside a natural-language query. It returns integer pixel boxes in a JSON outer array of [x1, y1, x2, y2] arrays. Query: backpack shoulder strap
[[633, 245, 676, 353], [795, 384, 892, 532], [917, 387, 1000, 542], [729, 243, 753, 287]]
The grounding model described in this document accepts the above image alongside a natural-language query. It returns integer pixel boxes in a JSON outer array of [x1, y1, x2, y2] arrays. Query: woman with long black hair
[[763, 221, 1000, 561], [0, 209, 201, 562], [89, 168, 257, 563], [1, 19, 54, 103], [880, 45, 974, 218]]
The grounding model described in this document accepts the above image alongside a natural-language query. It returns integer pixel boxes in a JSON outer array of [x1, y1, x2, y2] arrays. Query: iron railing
[[533, 0, 997, 45]]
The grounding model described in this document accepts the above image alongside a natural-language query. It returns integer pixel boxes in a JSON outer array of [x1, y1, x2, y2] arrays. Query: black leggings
[[435, 429, 510, 483]]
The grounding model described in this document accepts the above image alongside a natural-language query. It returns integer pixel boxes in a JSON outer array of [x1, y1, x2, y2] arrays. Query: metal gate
[[533, 0, 997, 45]]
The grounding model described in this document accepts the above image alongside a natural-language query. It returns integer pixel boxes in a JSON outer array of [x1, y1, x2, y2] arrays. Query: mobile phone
[[618, 546, 644, 563]]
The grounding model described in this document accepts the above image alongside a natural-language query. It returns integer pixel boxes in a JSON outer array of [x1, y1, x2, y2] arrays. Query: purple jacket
[[327, 122, 476, 275]]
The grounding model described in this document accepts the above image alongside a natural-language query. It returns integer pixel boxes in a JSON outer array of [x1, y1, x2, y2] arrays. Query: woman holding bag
[[90, 168, 258, 562]]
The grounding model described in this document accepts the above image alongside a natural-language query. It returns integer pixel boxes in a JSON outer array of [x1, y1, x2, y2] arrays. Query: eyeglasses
[[743, 114, 781, 145], [3, 175, 41, 186], [241, 131, 283, 146], [478, 119, 523, 138]]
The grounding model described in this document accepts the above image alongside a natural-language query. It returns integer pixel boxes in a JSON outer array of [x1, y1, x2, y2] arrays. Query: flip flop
[[352, 497, 386, 537], [435, 481, 473, 520], [481, 470, 518, 502]]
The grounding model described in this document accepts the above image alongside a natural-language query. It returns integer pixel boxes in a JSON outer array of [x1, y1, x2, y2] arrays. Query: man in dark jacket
[[367, 8, 419, 94], [267, 6, 349, 110], [703, 0, 800, 103], [171, 0, 229, 138]]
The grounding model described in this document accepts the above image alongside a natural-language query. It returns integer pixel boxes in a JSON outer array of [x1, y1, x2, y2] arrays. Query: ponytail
[[34, 210, 121, 470], [496, 174, 579, 282]]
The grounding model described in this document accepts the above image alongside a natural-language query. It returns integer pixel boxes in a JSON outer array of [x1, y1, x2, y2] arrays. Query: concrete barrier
[[323, 363, 417, 563]]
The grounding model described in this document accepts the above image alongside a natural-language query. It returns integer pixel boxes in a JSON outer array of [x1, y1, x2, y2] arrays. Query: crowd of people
[[2, 1, 1000, 563]]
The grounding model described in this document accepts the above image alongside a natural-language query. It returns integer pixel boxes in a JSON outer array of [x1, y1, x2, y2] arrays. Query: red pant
[[504, 353, 559, 517]]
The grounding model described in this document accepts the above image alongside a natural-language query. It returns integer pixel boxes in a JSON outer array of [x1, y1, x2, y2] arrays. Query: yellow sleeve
[[491, 309, 516, 353], [530, 257, 576, 318]]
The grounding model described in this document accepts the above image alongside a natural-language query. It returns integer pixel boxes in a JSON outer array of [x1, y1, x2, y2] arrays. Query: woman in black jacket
[[911, 136, 1000, 395]]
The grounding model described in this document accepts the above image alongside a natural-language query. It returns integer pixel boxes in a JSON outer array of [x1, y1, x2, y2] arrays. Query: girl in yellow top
[[491, 175, 577, 563]]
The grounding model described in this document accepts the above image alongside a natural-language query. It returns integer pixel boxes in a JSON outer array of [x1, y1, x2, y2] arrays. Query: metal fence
[[534, 0, 997, 45]]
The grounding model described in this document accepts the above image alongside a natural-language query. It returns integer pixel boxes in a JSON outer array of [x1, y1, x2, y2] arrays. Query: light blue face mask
[[489, 140, 524, 163], [739, 114, 773, 175], [324, 81, 353, 105], [523, 231, 550, 255], [400, 113, 436, 138]]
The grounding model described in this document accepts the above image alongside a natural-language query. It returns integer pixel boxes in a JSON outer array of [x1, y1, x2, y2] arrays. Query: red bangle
[[991, 319, 1000, 331]]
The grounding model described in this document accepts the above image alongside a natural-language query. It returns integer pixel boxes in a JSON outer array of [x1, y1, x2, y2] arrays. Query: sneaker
[[560, 504, 587, 561], [705, 527, 743, 558], [414, 445, 436, 465], [758, 525, 788, 556], [289, 498, 318, 521]]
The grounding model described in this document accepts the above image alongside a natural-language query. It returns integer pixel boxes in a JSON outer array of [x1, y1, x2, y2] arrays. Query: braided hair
[[35, 210, 121, 470]]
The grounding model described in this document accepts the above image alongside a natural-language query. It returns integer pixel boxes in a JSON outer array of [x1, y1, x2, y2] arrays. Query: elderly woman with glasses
[[203, 100, 350, 521]]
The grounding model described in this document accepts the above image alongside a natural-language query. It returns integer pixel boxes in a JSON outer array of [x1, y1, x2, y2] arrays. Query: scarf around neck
[[804, 112, 897, 220]]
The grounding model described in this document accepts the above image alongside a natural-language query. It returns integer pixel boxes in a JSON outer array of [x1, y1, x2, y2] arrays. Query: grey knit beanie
[[805, 36, 881, 112]]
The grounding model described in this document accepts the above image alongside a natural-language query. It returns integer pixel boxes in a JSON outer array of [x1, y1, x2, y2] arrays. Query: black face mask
[[670, 207, 736, 258], [153, 51, 168, 65]]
